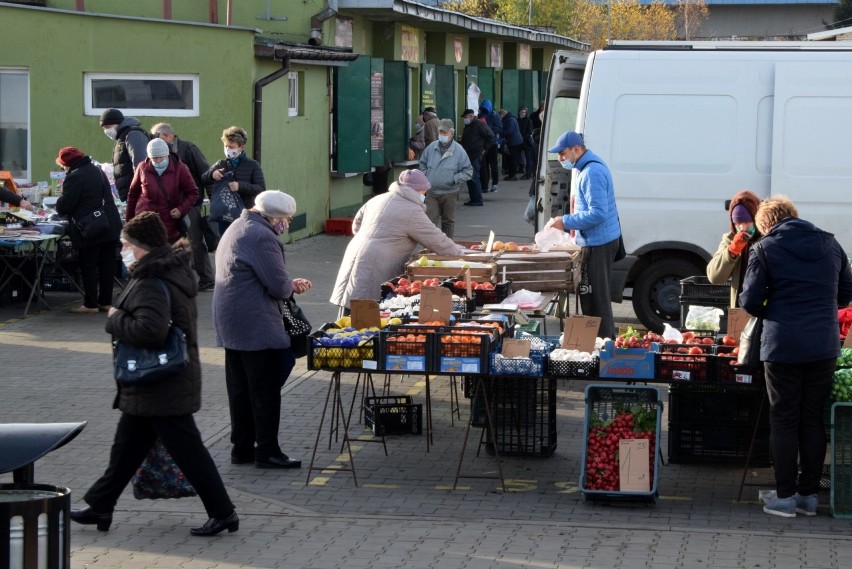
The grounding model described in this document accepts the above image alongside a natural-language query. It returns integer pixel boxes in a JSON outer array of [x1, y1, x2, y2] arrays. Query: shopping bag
[[209, 178, 245, 223], [737, 316, 763, 369], [282, 296, 311, 358], [132, 439, 197, 500]]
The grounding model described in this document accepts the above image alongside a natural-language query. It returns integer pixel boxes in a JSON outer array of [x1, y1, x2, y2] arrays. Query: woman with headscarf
[[71, 212, 238, 536], [54, 146, 122, 313], [212, 190, 312, 469], [706, 190, 762, 307], [739, 196, 852, 517], [330, 169, 463, 314]]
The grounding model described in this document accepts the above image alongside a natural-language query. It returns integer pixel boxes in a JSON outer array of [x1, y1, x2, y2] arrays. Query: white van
[[536, 41, 852, 332]]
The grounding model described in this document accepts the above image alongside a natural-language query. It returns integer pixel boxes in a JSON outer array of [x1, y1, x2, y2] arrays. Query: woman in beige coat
[[331, 169, 462, 312]]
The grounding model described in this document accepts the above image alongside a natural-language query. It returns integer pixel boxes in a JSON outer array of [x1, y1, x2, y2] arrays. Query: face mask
[[273, 220, 288, 235], [152, 158, 169, 174], [438, 135, 450, 144], [120, 248, 137, 269], [463, 118, 471, 126], [104, 127, 117, 140], [560, 159, 575, 170], [225, 147, 241, 159], [745, 225, 757, 236], [419, 194, 427, 203]]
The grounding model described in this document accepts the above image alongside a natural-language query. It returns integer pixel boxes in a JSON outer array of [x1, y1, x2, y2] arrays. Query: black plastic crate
[[307, 333, 378, 371], [436, 331, 492, 374], [471, 376, 557, 457], [364, 396, 422, 436], [379, 329, 435, 373], [679, 276, 731, 302], [41, 270, 81, 292], [657, 343, 714, 383], [473, 280, 512, 306], [667, 383, 770, 465], [713, 345, 761, 385], [548, 357, 599, 379]]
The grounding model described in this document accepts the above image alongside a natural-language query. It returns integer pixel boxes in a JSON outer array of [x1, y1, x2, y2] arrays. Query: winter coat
[[111, 116, 149, 201], [55, 155, 122, 248], [126, 154, 199, 242], [479, 100, 503, 139], [419, 140, 473, 194], [213, 209, 294, 351], [501, 113, 524, 147], [739, 217, 852, 364], [330, 182, 461, 309], [706, 190, 763, 307], [460, 119, 494, 162], [423, 116, 440, 147], [106, 241, 201, 417], [201, 154, 265, 209], [172, 137, 210, 205], [561, 150, 621, 247], [517, 115, 533, 148]]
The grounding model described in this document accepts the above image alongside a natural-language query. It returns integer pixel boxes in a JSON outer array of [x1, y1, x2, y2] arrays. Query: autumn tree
[[442, 0, 501, 18], [673, 0, 709, 40]]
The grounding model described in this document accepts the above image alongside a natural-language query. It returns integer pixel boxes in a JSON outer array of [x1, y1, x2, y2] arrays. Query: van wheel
[[632, 259, 702, 333]]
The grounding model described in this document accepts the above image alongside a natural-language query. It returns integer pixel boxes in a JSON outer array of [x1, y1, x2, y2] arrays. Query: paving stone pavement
[[2, 179, 852, 568]]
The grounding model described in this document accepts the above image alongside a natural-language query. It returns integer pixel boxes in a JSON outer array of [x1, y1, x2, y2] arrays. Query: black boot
[[70, 507, 113, 531], [190, 510, 239, 536]]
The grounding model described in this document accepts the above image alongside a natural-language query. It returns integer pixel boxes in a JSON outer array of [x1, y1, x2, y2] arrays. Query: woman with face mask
[[125, 138, 199, 243], [331, 169, 462, 316], [201, 126, 266, 235], [706, 190, 762, 308], [212, 190, 312, 469]]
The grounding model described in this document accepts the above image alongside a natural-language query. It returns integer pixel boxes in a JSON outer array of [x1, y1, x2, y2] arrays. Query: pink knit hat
[[398, 169, 431, 192]]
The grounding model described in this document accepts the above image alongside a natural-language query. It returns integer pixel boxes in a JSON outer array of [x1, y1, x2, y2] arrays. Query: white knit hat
[[147, 137, 170, 158], [254, 190, 296, 217]]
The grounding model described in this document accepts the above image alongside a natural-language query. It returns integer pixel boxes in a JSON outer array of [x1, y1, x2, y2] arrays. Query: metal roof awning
[[254, 42, 360, 66]]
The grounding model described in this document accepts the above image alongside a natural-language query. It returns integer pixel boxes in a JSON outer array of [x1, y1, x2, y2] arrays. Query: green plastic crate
[[831, 402, 852, 518]]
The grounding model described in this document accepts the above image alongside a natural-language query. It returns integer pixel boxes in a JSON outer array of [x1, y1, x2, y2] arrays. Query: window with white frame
[[288, 71, 302, 117], [0, 68, 29, 182], [84, 73, 199, 117]]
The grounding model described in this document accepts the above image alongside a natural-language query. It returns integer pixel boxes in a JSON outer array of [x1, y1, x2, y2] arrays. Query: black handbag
[[282, 295, 311, 358], [113, 279, 189, 385], [614, 235, 626, 262], [75, 206, 110, 240], [737, 242, 768, 369]]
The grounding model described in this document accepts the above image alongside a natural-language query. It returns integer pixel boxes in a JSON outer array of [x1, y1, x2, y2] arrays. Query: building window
[[84, 73, 199, 117], [0, 68, 29, 182], [288, 71, 303, 117]]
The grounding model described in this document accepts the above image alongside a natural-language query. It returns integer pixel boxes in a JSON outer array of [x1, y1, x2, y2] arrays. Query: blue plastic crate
[[489, 350, 546, 377]]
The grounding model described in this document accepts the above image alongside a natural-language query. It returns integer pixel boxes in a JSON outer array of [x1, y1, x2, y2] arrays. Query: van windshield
[[545, 97, 579, 155]]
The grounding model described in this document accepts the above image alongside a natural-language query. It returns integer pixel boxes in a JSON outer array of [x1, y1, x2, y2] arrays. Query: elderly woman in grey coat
[[212, 190, 312, 469], [331, 169, 462, 313]]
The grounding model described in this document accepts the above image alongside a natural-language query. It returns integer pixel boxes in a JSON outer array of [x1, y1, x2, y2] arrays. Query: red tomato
[[702, 337, 715, 345], [688, 346, 704, 355], [722, 335, 737, 346]]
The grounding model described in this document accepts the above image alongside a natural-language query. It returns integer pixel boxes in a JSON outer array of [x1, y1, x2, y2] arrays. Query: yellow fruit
[[492, 240, 505, 251], [504, 242, 519, 251], [418, 255, 430, 267]]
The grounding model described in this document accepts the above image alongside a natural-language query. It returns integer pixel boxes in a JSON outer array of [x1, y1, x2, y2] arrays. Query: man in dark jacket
[[152, 123, 215, 291], [478, 100, 503, 193], [517, 107, 534, 179], [99, 108, 149, 202], [459, 109, 494, 207], [498, 109, 524, 181]]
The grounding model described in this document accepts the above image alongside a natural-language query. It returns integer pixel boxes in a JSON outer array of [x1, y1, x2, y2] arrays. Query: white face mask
[[104, 127, 118, 140], [418, 193, 427, 203], [225, 147, 241, 159], [120, 248, 137, 269]]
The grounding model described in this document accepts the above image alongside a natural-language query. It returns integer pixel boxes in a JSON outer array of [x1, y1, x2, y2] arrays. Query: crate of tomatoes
[[580, 384, 662, 503], [656, 331, 715, 382]]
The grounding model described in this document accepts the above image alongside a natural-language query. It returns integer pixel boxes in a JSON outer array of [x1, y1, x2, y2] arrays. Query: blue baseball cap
[[548, 131, 584, 153]]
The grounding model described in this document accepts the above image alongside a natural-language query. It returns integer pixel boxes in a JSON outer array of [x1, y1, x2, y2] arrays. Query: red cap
[[56, 146, 85, 168]]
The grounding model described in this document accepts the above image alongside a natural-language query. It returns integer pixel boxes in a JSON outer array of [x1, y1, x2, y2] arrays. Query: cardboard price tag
[[561, 316, 600, 352], [350, 299, 381, 330], [484, 230, 495, 253], [419, 286, 452, 325], [618, 439, 650, 492], [727, 308, 749, 340], [501, 338, 531, 358]]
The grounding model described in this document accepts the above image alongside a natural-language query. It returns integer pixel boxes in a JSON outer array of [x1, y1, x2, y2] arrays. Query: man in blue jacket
[[548, 131, 622, 338], [478, 100, 502, 193]]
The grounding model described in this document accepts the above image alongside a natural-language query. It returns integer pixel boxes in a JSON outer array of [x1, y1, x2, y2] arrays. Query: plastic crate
[[679, 275, 731, 302], [657, 343, 714, 383], [379, 330, 435, 373], [831, 402, 852, 518], [364, 396, 423, 436], [41, 270, 81, 292], [598, 340, 658, 380], [307, 332, 378, 372], [489, 350, 546, 377], [324, 217, 354, 236], [548, 357, 600, 379], [580, 384, 662, 503], [713, 345, 760, 385], [473, 280, 512, 306], [436, 331, 492, 374], [471, 376, 557, 457], [667, 383, 770, 465], [514, 330, 562, 351]]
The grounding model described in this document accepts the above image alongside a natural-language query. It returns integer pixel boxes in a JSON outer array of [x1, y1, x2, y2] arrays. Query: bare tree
[[673, 0, 709, 40]]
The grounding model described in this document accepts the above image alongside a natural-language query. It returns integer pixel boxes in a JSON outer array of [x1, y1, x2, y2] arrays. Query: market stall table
[[0, 232, 72, 318]]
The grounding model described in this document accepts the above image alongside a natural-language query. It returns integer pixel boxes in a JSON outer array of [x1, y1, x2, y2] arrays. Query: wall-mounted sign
[[421, 64, 436, 110], [370, 71, 384, 151], [490, 43, 502, 69], [401, 26, 420, 63], [454, 37, 463, 63], [335, 18, 353, 48], [519, 44, 531, 70]]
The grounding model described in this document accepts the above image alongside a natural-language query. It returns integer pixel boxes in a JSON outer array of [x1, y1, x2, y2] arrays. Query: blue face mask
[[438, 135, 450, 144], [559, 159, 574, 170], [152, 158, 169, 174]]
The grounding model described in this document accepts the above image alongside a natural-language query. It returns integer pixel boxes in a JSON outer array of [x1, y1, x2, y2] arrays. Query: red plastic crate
[[325, 217, 354, 236]]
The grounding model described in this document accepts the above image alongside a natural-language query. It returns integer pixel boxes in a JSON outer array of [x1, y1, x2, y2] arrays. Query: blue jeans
[[466, 156, 483, 204]]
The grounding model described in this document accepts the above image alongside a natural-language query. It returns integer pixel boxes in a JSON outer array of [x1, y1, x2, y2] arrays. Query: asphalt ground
[[2, 176, 851, 568]]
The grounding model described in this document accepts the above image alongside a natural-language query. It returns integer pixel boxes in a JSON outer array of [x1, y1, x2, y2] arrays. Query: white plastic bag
[[534, 226, 574, 252], [662, 323, 683, 344], [502, 289, 546, 309], [683, 305, 724, 332]]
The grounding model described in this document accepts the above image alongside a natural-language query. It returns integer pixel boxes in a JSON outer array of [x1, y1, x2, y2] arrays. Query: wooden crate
[[495, 251, 581, 293], [406, 259, 496, 281]]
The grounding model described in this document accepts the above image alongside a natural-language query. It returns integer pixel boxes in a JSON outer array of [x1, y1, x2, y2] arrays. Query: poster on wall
[[519, 44, 531, 70], [370, 71, 384, 151], [335, 18, 353, 48], [421, 64, 436, 111], [401, 26, 420, 63], [454, 37, 463, 63], [490, 43, 502, 69], [467, 82, 481, 112]]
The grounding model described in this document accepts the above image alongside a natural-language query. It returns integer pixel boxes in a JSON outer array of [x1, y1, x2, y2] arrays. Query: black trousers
[[225, 348, 296, 459], [77, 242, 117, 308], [579, 237, 621, 339], [480, 145, 499, 190], [764, 358, 835, 498], [84, 413, 234, 519]]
